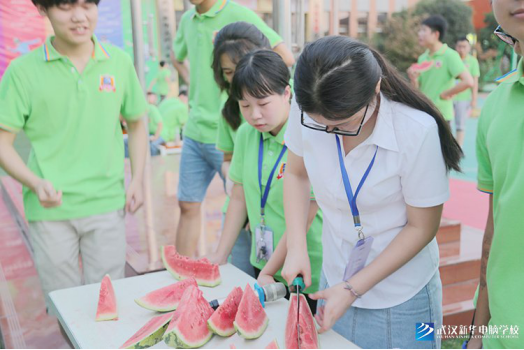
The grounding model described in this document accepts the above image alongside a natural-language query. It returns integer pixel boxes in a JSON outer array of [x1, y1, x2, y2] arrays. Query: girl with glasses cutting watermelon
[[281, 36, 462, 349]]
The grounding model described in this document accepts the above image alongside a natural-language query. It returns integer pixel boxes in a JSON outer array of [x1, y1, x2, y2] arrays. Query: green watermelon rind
[[120, 315, 172, 349], [161, 247, 222, 287], [233, 317, 269, 340], [207, 317, 235, 337], [133, 298, 178, 313], [163, 328, 213, 349]]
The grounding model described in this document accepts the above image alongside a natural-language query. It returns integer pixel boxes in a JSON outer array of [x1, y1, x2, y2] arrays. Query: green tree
[[414, 0, 474, 47], [373, 10, 424, 73]]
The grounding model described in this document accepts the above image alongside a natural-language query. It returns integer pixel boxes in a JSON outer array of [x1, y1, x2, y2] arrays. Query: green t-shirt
[[216, 111, 246, 153], [476, 59, 524, 349], [229, 121, 323, 293], [0, 36, 148, 221], [155, 68, 171, 96], [418, 44, 466, 120], [148, 104, 163, 135], [158, 97, 188, 142], [173, 0, 283, 144], [454, 54, 480, 102]]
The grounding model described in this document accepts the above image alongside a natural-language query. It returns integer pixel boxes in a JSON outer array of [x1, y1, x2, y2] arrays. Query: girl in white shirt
[[282, 36, 462, 349]]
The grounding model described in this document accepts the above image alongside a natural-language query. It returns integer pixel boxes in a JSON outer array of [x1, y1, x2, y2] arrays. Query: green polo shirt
[[476, 59, 524, 349], [229, 121, 323, 293], [155, 68, 171, 96], [148, 104, 163, 135], [158, 97, 188, 142], [0, 36, 147, 222], [418, 44, 466, 120], [173, 0, 283, 144], [454, 54, 480, 102], [216, 112, 246, 153]]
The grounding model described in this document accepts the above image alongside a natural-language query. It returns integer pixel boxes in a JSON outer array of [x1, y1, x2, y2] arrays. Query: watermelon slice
[[135, 278, 198, 312], [410, 61, 433, 73], [207, 286, 243, 336], [95, 274, 118, 321], [163, 285, 214, 348], [120, 312, 174, 349], [233, 284, 268, 339], [285, 294, 319, 349], [265, 339, 280, 348], [161, 245, 221, 287]]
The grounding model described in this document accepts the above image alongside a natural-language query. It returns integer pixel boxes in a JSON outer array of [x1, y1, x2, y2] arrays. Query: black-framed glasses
[[494, 25, 518, 47], [300, 104, 370, 137]]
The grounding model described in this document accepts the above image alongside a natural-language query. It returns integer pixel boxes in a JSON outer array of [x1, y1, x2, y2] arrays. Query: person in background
[[408, 15, 473, 127], [171, 0, 294, 258], [146, 92, 164, 156], [211, 22, 272, 277], [158, 88, 189, 145], [467, 0, 524, 348], [453, 37, 480, 146], [148, 60, 171, 102], [0, 0, 148, 313]]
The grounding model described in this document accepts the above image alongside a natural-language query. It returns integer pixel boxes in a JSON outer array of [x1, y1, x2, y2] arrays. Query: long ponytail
[[294, 36, 462, 172]]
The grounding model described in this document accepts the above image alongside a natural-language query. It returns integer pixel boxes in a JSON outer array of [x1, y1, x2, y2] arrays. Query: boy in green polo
[[468, 2, 524, 348], [453, 37, 480, 146], [148, 60, 171, 101], [171, 0, 295, 257], [408, 15, 473, 124], [0, 0, 148, 310], [158, 90, 188, 144]]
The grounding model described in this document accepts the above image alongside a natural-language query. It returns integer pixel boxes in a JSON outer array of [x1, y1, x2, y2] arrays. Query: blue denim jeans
[[319, 270, 443, 349], [177, 136, 224, 202]]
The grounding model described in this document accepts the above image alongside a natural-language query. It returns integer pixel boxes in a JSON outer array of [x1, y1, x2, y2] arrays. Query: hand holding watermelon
[[309, 282, 357, 334]]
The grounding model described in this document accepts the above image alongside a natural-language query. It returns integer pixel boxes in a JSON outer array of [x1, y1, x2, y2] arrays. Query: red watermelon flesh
[[265, 339, 280, 348], [135, 278, 197, 312], [233, 284, 268, 339], [285, 294, 319, 349], [161, 245, 221, 287], [120, 312, 174, 349], [96, 274, 118, 321], [163, 285, 214, 348], [207, 286, 243, 336], [410, 61, 433, 72]]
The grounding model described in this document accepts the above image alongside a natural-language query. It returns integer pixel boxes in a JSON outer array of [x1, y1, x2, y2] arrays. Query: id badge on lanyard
[[256, 134, 287, 263], [336, 135, 378, 281]]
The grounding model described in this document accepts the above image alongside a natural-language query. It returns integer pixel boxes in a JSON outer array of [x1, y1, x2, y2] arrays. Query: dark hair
[[212, 22, 271, 130], [31, 0, 100, 9], [421, 15, 448, 41], [294, 36, 462, 172], [456, 36, 470, 44], [228, 49, 290, 124], [179, 85, 188, 96], [159, 60, 166, 67]]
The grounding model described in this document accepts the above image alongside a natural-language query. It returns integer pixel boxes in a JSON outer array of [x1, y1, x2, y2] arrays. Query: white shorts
[[28, 210, 126, 311], [453, 100, 471, 132]]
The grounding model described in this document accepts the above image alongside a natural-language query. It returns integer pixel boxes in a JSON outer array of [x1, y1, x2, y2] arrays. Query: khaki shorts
[[28, 210, 126, 311]]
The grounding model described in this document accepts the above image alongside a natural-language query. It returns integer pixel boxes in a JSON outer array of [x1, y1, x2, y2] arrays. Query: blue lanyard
[[335, 135, 378, 230], [258, 134, 287, 220]]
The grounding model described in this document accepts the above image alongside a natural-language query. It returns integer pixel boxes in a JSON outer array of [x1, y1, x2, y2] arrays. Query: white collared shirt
[[285, 93, 449, 309]]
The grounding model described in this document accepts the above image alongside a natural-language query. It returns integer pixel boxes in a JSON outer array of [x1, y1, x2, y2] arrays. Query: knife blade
[[292, 275, 305, 349]]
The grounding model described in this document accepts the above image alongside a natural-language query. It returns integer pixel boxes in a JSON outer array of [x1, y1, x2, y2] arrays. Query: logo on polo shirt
[[276, 163, 286, 180], [416, 323, 435, 341], [99, 75, 116, 92], [434, 60, 443, 69]]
